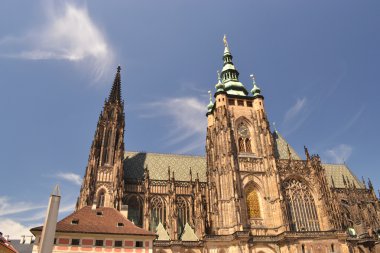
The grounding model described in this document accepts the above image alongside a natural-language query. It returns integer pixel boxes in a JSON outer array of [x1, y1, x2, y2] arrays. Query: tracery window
[[283, 179, 320, 231], [177, 197, 189, 236], [237, 123, 252, 153], [126, 196, 143, 227], [150, 196, 166, 232], [97, 190, 105, 207], [245, 185, 261, 219]]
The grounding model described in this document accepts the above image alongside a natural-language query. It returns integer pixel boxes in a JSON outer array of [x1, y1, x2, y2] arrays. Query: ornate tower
[[77, 66, 125, 210], [206, 36, 284, 236]]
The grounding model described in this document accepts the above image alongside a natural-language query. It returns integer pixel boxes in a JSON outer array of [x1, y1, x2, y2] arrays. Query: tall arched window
[[238, 138, 245, 152], [126, 196, 143, 227], [177, 197, 189, 236], [150, 197, 166, 232], [245, 185, 261, 219], [245, 139, 252, 153], [97, 190, 105, 207], [237, 123, 252, 153], [284, 179, 320, 231]]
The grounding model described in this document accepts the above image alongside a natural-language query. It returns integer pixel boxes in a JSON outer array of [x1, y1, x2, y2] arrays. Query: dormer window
[[117, 222, 124, 227], [96, 211, 103, 216], [71, 219, 79, 225]]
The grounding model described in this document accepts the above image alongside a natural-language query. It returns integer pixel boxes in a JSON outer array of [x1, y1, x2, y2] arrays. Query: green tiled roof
[[124, 151, 207, 182], [273, 131, 302, 160], [123, 152, 363, 189], [323, 163, 364, 189]]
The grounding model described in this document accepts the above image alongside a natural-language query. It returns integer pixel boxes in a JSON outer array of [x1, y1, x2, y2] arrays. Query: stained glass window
[[246, 186, 261, 219]]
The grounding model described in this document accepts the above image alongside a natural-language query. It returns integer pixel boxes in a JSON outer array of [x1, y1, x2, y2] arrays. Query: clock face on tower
[[238, 124, 249, 138]]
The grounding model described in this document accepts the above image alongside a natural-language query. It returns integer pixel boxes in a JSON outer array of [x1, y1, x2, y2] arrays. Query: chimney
[[25, 236, 33, 244], [120, 205, 128, 219]]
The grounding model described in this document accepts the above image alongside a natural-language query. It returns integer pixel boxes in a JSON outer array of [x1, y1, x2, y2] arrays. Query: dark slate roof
[[30, 206, 155, 236], [9, 241, 33, 253], [124, 152, 207, 182]]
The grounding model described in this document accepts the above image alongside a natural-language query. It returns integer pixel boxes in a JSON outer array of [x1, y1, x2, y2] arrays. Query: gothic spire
[[108, 66, 122, 103], [220, 35, 248, 96]]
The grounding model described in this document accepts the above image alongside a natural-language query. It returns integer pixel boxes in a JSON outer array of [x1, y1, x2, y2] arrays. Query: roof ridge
[[125, 150, 205, 158]]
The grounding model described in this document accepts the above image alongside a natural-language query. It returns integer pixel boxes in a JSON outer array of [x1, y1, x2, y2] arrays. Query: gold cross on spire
[[223, 34, 228, 48]]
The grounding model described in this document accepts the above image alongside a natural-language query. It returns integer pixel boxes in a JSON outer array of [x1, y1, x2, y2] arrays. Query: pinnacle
[[108, 66, 122, 103]]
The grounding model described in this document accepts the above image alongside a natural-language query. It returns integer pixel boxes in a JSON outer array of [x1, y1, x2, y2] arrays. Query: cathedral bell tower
[[77, 66, 125, 210], [206, 36, 283, 236]]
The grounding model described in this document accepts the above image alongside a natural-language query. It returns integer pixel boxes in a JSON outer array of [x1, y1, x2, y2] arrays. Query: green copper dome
[[250, 74, 262, 97]]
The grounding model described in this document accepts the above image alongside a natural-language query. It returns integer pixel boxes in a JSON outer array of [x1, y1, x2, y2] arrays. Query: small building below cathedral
[[30, 206, 156, 253]]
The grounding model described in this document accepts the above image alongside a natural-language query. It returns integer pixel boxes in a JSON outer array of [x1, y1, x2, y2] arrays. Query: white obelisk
[[39, 185, 60, 253]]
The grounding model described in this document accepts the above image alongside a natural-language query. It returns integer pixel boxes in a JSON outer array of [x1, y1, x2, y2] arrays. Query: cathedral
[[76, 37, 380, 253]]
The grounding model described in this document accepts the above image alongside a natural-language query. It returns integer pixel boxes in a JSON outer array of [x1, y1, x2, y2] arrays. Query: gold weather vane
[[223, 34, 228, 48]]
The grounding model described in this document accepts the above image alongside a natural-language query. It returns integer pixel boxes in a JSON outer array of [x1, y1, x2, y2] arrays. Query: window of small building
[[228, 99, 235, 105], [95, 240, 103, 247], [135, 241, 143, 248], [247, 101, 253, 107], [237, 100, 244, 106], [114, 241, 122, 247], [71, 239, 80, 246]]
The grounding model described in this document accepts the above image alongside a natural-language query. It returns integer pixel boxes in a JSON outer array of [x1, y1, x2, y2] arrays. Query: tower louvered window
[[126, 196, 143, 227], [150, 197, 166, 232], [97, 190, 105, 207], [284, 179, 320, 231]]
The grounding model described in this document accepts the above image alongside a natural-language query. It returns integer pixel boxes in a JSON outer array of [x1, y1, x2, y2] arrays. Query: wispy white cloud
[[283, 97, 307, 123], [0, 2, 114, 81], [281, 97, 308, 135], [56, 172, 82, 186], [141, 97, 206, 154], [18, 202, 75, 222], [0, 219, 33, 239], [0, 197, 45, 217], [325, 144, 353, 164]]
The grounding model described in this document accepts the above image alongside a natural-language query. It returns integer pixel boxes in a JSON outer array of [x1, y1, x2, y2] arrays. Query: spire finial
[[223, 34, 228, 48], [108, 66, 122, 103], [208, 90, 212, 102], [273, 122, 277, 132], [215, 71, 225, 93], [250, 73, 262, 97], [250, 73, 256, 85]]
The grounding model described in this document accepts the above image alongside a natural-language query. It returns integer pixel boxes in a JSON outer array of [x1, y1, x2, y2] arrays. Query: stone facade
[[77, 39, 380, 253]]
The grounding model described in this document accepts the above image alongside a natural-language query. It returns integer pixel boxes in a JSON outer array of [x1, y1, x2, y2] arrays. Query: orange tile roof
[[0, 236, 18, 253], [30, 206, 155, 236]]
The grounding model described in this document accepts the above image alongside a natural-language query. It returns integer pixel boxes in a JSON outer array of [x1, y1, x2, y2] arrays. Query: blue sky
[[0, 0, 379, 238]]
